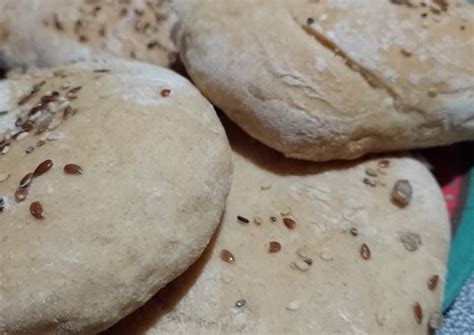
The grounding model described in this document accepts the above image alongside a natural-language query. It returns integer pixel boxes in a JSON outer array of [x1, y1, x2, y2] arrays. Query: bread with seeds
[[0, 59, 232, 334], [172, 0, 474, 161], [0, 0, 176, 69], [106, 119, 450, 335]]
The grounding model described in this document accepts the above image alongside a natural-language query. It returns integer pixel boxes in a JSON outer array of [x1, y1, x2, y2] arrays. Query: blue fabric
[[439, 274, 474, 334]]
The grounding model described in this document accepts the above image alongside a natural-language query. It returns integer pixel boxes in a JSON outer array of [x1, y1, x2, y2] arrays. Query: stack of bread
[[0, 0, 472, 334]]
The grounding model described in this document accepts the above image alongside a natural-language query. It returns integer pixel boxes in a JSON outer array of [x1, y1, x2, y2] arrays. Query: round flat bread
[[106, 119, 450, 335], [172, 0, 474, 161], [0, 60, 232, 334], [0, 0, 176, 69]]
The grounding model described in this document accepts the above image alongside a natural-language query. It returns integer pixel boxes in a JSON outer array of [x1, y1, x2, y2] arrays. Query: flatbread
[[0, 60, 232, 334], [172, 0, 474, 161], [106, 119, 450, 334]]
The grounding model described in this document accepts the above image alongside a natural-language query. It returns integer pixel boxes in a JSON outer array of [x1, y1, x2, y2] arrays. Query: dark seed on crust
[[160, 89, 171, 97], [15, 188, 28, 202], [19, 173, 34, 189], [30, 201, 45, 219], [413, 302, 423, 324], [360, 243, 371, 260], [237, 215, 249, 224], [33, 159, 53, 177], [64, 164, 83, 175], [427, 275, 439, 291], [283, 217, 296, 229], [392, 180, 412, 206], [350, 227, 358, 236], [235, 299, 246, 308], [220, 249, 235, 263], [268, 241, 281, 253]]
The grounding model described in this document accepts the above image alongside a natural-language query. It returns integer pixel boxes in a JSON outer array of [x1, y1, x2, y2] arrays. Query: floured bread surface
[[172, 0, 474, 161], [0, 0, 176, 69], [106, 120, 450, 335], [0, 60, 232, 334]]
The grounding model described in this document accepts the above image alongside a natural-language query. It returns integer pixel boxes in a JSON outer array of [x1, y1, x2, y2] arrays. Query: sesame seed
[[0, 173, 10, 183], [253, 216, 263, 225], [286, 300, 302, 311], [291, 259, 310, 272]]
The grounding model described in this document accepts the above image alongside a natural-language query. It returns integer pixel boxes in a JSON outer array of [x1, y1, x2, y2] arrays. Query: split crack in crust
[[294, 15, 428, 117]]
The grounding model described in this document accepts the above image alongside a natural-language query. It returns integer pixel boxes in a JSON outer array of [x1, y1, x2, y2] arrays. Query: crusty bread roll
[[0, 60, 232, 334], [106, 119, 450, 335], [0, 0, 176, 69], [172, 0, 474, 161]]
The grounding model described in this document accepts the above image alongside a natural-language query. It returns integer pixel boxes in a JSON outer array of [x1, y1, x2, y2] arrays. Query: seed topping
[[235, 299, 246, 308], [220, 249, 235, 263], [19, 173, 34, 189], [392, 180, 412, 206], [268, 241, 281, 253], [360, 243, 371, 260], [237, 215, 249, 224], [30, 201, 45, 219], [160, 89, 171, 97], [33, 159, 53, 177], [427, 275, 439, 291], [64, 163, 83, 175], [15, 188, 28, 202], [283, 217, 296, 229], [413, 302, 423, 324]]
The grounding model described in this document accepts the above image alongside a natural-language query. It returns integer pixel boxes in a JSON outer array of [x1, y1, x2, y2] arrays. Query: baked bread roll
[[107, 119, 450, 335], [0, 60, 232, 334], [172, 0, 474, 161], [0, 0, 176, 69]]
